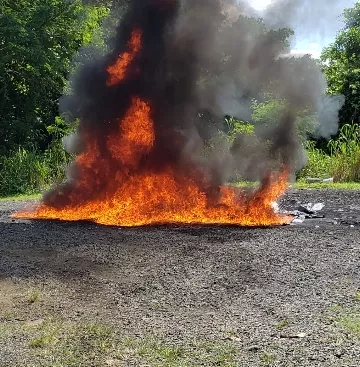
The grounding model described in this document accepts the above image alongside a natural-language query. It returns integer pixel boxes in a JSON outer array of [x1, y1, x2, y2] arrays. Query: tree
[[0, 0, 109, 154], [321, 2, 360, 127]]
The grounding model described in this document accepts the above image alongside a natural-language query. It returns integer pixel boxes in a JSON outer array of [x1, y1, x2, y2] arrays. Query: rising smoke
[[52, 0, 343, 206]]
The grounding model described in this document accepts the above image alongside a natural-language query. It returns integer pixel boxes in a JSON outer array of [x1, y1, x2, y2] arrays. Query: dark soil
[[1, 189, 360, 366]]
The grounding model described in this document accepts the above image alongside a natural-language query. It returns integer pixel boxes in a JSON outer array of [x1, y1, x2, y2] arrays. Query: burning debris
[[14, 0, 342, 227]]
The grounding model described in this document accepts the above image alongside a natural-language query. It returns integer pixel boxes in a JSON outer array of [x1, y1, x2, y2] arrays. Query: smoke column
[[31, 0, 343, 224]]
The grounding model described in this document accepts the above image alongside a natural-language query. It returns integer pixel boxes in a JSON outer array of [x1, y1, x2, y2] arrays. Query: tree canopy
[[0, 0, 109, 154], [321, 2, 360, 127]]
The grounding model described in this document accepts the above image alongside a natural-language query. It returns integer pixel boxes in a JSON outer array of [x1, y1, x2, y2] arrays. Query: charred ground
[[1, 189, 360, 366]]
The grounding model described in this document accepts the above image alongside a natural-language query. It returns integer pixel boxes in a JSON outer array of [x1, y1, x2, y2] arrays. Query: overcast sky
[[248, 0, 357, 57]]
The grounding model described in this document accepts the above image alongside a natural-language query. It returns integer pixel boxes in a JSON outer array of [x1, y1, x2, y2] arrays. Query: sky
[[248, 0, 357, 58]]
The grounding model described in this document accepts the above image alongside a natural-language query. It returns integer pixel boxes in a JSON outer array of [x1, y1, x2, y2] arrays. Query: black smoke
[[46, 0, 343, 206]]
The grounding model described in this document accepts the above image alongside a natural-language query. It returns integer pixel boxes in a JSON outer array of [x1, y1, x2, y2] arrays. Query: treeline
[[0, 0, 360, 196]]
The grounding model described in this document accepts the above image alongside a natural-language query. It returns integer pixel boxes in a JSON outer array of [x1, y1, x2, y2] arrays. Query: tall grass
[[299, 124, 360, 182], [1, 124, 359, 198], [0, 141, 72, 197], [299, 141, 333, 179], [328, 124, 360, 182]]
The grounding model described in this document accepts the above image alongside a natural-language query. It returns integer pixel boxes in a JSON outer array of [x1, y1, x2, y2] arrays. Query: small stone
[[335, 350, 344, 358], [306, 178, 322, 183], [248, 345, 260, 352]]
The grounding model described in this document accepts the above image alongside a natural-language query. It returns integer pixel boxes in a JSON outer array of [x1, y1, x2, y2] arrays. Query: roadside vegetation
[[1, 316, 239, 366], [1, 1, 360, 198]]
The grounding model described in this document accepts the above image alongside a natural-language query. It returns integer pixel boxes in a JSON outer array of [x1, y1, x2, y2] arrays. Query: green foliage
[[0, 143, 72, 197], [0, 0, 109, 154], [298, 124, 360, 182], [251, 99, 286, 125], [321, 2, 360, 126], [328, 124, 360, 181], [1, 316, 239, 367], [251, 99, 318, 140], [298, 141, 333, 179], [224, 116, 255, 143], [27, 289, 41, 304]]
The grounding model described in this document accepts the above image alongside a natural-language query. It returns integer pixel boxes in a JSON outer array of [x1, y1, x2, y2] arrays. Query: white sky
[[248, 0, 357, 58]]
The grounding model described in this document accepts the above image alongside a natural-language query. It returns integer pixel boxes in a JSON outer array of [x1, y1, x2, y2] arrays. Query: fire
[[15, 160, 290, 226], [107, 97, 154, 167], [14, 25, 292, 227], [107, 29, 142, 86]]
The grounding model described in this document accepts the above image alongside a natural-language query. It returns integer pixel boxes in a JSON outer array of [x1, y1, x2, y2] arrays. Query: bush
[[298, 141, 333, 179], [329, 124, 360, 182], [298, 124, 360, 182], [0, 142, 72, 197]]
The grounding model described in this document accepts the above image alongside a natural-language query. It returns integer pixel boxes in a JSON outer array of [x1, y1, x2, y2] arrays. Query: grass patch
[[339, 315, 360, 338], [329, 296, 360, 341], [27, 289, 41, 304], [234, 181, 360, 190], [294, 182, 360, 190], [0, 193, 41, 201], [276, 320, 290, 329], [298, 124, 360, 182], [0, 142, 72, 197], [260, 351, 277, 366], [0, 317, 240, 367]]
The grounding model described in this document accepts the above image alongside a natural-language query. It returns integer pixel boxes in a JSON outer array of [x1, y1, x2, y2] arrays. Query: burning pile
[[15, 0, 342, 227]]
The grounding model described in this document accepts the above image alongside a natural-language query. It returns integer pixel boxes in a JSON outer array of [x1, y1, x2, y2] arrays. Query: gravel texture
[[1, 189, 360, 366]]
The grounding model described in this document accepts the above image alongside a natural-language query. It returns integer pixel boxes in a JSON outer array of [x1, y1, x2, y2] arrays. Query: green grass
[[0, 193, 41, 201], [340, 315, 360, 337], [27, 290, 41, 304], [1, 124, 360, 198], [329, 292, 360, 341], [298, 124, 360, 182], [260, 351, 277, 366], [294, 181, 360, 190], [0, 142, 72, 198], [276, 320, 290, 330], [234, 181, 360, 190], [0, 317, 240, 367]]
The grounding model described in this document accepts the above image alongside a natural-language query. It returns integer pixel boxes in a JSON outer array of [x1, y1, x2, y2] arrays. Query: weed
[[276, 320, 290, 329], [328, 124, 360, 182], [299, 141, 333, 179], [299, 124, 360, 182], [27, 290, 40, 304], [260, 351, 276, 365], [339, 315, 360, 337], [0, 142, 72, 197]]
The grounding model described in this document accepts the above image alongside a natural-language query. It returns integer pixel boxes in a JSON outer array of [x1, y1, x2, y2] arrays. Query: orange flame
[[107, 29, 142, 86], [107, 97, 154, 166], [14, 27, 292, 227]]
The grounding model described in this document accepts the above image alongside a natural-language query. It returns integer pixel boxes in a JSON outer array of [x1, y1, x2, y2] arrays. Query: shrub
[[0, 142, 72, 197], [328, 124, 360, 182]]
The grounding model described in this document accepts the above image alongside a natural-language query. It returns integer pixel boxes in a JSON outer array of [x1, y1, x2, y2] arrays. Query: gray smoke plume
[[164, 0, 344, 184], [262, 0, 352, 40]]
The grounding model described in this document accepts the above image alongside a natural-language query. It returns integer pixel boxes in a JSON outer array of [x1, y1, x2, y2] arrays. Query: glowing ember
[[14, 19, 292, 227]]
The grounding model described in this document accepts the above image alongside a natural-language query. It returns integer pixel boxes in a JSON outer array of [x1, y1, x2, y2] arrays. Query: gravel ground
[[1, 189, 360, 366]]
